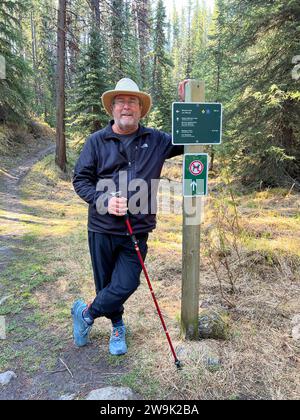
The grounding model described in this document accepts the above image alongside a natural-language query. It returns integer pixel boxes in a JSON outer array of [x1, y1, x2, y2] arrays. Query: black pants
[[87, 231, 148, 322]]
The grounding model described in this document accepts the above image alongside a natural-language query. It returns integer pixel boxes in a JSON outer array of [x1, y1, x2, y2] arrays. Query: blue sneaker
[[71, 300, 93, 347], [109, 325, 127, 355]]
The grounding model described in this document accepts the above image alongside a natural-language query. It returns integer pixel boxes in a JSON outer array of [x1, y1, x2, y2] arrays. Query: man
[[72, 78, 184, 356]]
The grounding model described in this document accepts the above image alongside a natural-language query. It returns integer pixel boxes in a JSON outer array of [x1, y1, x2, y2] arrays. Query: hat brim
[[101, 90, 152, 119]]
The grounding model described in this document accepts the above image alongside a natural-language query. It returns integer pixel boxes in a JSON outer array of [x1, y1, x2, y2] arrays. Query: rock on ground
[[176, 342, 221, 368], [85, 386, 137, 400], [292, 315, 300, 341], [0, 371, 17, 386], [59, 394, 77, 400], [198, 310, 230, 340]]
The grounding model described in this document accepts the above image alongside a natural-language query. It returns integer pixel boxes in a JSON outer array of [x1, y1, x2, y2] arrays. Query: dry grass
[[123, 170, 300, 399], [125, 238, 300, 399]]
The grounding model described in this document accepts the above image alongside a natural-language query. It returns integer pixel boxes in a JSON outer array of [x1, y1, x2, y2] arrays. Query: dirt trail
[[0, 140, 130, 400], [0, 143, 56, 284]]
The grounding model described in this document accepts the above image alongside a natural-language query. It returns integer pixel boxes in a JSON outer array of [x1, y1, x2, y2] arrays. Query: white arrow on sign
[[191, 180, 197, 193]]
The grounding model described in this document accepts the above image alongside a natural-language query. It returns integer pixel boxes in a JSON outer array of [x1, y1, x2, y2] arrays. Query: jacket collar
[[103, 120, 151, 140]]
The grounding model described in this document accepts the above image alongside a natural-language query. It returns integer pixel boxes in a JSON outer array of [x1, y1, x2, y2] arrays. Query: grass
[[111, 367, 162, 399], [0, 142, 299, 399]]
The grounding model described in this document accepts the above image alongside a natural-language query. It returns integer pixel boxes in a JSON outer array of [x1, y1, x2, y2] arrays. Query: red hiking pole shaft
[[125, 215, 181, 369]]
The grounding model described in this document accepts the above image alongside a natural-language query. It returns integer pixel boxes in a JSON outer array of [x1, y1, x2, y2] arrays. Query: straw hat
[[101, 78, 152, 119]]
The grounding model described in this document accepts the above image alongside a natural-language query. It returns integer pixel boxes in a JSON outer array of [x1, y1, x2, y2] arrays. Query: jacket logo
[[141, 143, 149, 149]]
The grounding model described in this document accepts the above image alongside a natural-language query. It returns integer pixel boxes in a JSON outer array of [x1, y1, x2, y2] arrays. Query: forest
[[1, 0, 299, 188]]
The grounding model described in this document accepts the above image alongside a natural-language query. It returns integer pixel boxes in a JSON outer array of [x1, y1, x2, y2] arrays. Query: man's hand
[[108, 196, 128, 216], [178, 80, 190, 102]]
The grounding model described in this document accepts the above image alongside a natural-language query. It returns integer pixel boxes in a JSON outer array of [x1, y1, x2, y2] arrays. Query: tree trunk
[[30, 11, 39, 108], [133, 0, 150, 89], [55, 0, 67, 172], [209, 147, 215, 171], [91, 0, 101, 27]]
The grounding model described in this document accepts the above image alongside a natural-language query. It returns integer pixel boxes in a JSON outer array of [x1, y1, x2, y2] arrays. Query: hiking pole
[[124, 213, 182, 370]]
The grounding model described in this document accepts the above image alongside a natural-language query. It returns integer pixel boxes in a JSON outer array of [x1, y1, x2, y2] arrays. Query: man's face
[[111, 95, 142, 132]]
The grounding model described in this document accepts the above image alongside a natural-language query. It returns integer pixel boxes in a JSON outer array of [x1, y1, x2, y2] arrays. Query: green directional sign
[[172, 102, 222, 145], [183, 154, 208, 197]]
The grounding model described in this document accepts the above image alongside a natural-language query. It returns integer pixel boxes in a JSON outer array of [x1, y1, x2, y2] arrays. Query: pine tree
[[67, 27, 109, 138], [191, 0, 209, 78], [32, 0, 57, 125], [150, 0, 174, 132], [108, 0, 140, 84], [0, 0, 31, 123], [132, 0, 151, 90], [123, 0, 140, 83], [171, 2, 181, 83], [152, 3, 172, 92], [219, 0, 300, 189], [109, 0, 125, 82], [185, 0, 193, 78], [178, 7, 187, 81], [191, 0, 217, 100]]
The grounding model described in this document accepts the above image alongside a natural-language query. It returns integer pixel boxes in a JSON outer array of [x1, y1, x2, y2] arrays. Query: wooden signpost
[[172, 80, 222, 340]]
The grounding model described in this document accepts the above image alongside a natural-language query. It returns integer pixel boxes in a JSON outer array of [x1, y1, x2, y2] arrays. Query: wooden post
[[181, 80, 205, 340]]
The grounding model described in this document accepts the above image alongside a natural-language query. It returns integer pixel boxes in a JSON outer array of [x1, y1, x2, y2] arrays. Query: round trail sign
[[189, 160, 204, 176]]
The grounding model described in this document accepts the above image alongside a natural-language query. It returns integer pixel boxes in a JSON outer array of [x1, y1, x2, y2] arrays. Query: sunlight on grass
[[243, 215, 300, 232], [0, 207, 81, 237], [252, 188, 291, 200], [21, 198, 85, 218], [242, 235, 300, 258], [148, 238, 181, 251]]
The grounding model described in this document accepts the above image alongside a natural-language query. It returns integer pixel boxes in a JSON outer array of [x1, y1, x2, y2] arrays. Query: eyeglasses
[[113, 98, 140, 107]]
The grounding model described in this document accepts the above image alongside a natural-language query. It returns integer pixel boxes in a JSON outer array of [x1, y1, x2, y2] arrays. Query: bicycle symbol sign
[[189, 160, 204, 176]]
